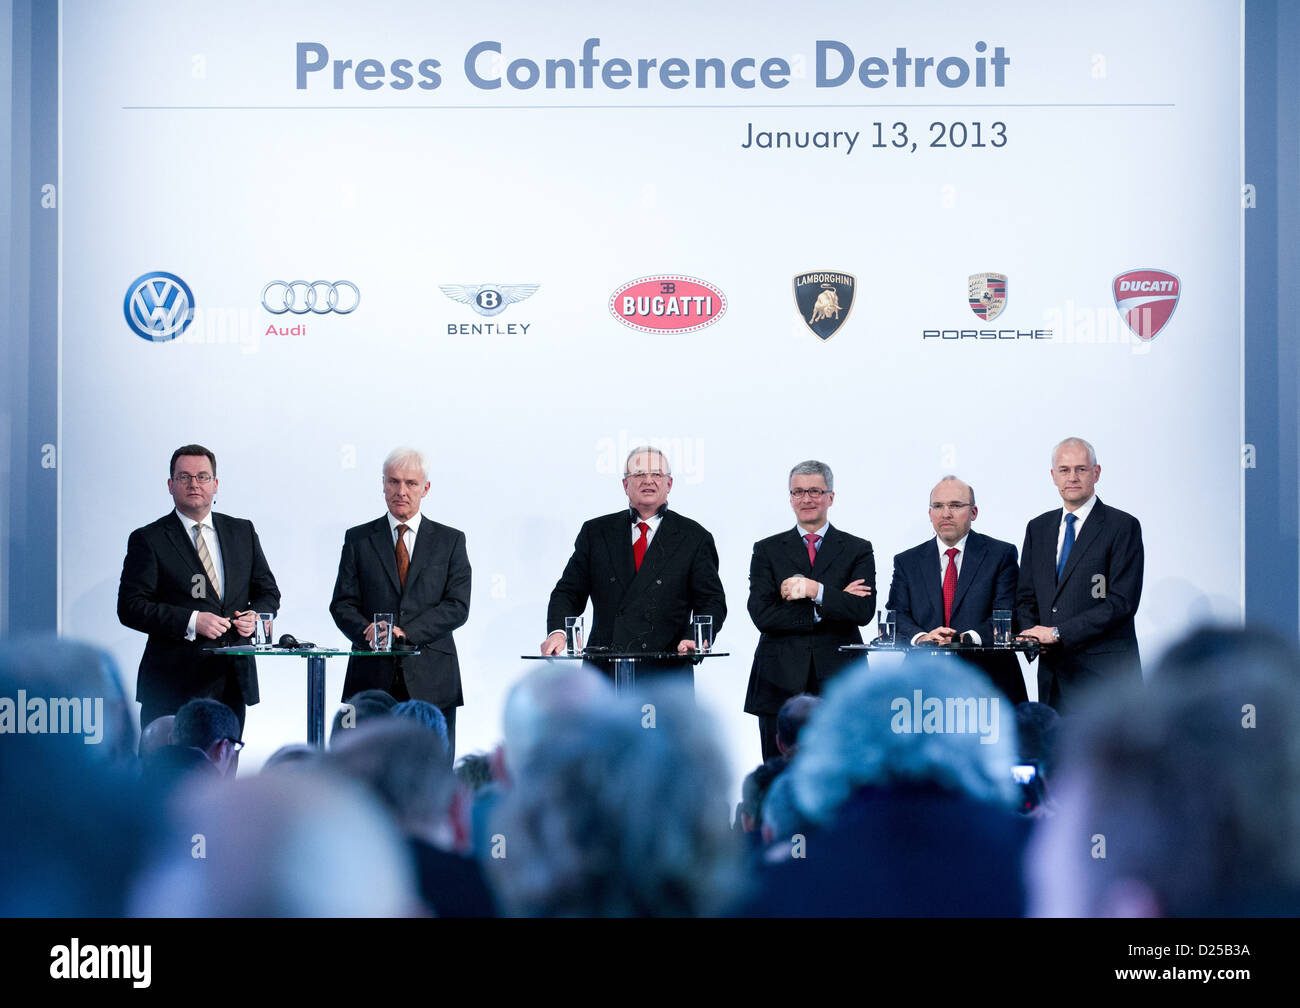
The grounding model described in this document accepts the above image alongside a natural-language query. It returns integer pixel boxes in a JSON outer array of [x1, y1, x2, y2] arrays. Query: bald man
[[886, 475, 1025, 703]]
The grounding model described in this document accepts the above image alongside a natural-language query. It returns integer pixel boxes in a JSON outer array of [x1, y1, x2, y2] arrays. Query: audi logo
[[262, 280, 360, 315]]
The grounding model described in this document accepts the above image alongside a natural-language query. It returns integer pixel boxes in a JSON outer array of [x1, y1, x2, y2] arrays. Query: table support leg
[[613, 657, 636, 695], [307, 654, 326, 749]]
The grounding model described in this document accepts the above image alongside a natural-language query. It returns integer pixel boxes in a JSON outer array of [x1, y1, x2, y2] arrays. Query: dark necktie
[[1056, 512, 1077, 582], [396, 523, 410, 589], [633, 522, 649, 571], [804, 532, 821, 566], [942, 547, 959, 626]]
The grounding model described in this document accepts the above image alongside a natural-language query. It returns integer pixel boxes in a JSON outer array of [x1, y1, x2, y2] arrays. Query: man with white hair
[[541, 446, 726, 680], [331, 448, 471, 754], [1016, 437, 1143, 713]]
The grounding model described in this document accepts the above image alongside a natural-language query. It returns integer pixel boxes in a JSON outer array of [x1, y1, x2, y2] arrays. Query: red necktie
[[942, 547, 959, 626], [396, 524, 410, 589], [804, 532, 821, 567], [633, 521, 649, 571]]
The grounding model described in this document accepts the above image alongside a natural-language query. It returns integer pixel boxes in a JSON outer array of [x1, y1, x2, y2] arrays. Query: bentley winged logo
[[439, 283, 540, 318]]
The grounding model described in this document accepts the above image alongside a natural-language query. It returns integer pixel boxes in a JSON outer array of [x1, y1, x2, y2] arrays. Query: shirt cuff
[[910, 632, 925, 646], [965, 630, 982, 645], [185, 611, 198, 642]]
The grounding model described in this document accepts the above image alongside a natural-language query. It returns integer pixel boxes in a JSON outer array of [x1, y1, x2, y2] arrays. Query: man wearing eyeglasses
[[330, 448, 471, 756], [118, 444, 281, 732], [885, 475, 1025, 702], [745, 460, 875, 760], [541, 446, 726, 678]]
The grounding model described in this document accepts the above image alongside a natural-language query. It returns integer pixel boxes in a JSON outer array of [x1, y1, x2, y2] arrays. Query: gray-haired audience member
[[329, 720, 493, 916], [262, 743, 316, 771], [490, 685, 742, 916], [501, 662, 611, 779], [130, 770, 416, 916], [1028, 625, 1300, 916], [775, 693, 821, 757], [741, 657, 1029, 916], [174, 697, 243, 776]]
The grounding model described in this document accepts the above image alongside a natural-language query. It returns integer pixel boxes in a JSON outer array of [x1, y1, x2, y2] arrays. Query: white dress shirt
[[176, 509, 225, 641], [796, 521, 830, 613], [1057, 494, 1097, 565], [910, 533, 975, 645]]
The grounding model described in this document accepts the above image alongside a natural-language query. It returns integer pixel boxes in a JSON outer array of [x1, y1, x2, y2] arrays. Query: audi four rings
[[261, 281, 360, 314]]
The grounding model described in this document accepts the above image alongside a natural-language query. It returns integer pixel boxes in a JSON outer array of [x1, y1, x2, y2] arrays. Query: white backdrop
[[60, 0, 1243, 784]]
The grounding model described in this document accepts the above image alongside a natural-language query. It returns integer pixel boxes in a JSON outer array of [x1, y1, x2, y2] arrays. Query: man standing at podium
[[1016, 437, 1144, 713], [540, 446, 726, 677], [885, 475, 1025, 703], [118, 444, 280, 731], [745, 460, 875, 760], [330, 448, 471, 753]]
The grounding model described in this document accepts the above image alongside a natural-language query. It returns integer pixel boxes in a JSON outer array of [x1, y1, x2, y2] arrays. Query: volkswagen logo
[[124, 271, 195, 342], [262, 280, 360, 315]]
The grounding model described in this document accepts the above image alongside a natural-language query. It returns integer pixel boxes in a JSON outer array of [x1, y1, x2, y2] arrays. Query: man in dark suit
[[330, 448, 471, 755], [886, 475, 1025, 703], [745, 460, 875, 760], [118, 444, 280, 731], [1016, 437, 1144, 713], [540, 446, 726, 677]]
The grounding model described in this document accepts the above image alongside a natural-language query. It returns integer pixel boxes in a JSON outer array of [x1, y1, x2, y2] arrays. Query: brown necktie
[[396, 524, 410, 589]]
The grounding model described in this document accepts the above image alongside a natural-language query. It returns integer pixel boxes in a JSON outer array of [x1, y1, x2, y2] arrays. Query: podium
[[213, 646, 417, 748], [522, 650, 729, 694]]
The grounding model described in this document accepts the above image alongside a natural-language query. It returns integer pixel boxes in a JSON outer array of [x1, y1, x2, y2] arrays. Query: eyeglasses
[[173, 473, 214, 485], [625, 471, 669, 482], [790, 488, 830, 500], [929, 502, 972, 514], [224, 738, 246, 752]]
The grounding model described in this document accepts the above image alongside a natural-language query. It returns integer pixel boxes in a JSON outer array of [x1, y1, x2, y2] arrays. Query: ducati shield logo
[[794, 272, 855, 342], [968, 273, 1008, 322], [124, 272, 195, 342], [440, 283, 539, 317], [1113, 268, 1180, 341]]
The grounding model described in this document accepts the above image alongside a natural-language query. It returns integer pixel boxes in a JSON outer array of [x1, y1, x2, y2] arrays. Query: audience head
[[491, 685, 741, 916], [776, 693, 821, 756], [174, 698, 242, 776], [262, 743, 316, 772], [789, 657, 1018, 828], [740, 756, 787, 832], [331, 688, 397, 745], [130, 769, 415, 916], [454, 752, 494, 793], [139, 715, 175, 758], [328, 720, 456, 843], [1029, 626, 1300, 916], [391, 699, 449, 759], [501, 663, 611, 778]]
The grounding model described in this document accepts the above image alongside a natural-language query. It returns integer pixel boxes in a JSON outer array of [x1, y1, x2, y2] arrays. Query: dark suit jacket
[[545, 509, 726, 659], [745, 525, 875, 710], [1016, 498, 1143, 711], [330, 514, 471, 709], [887, 530, 1019, 646], [117, 511, 280, 715]]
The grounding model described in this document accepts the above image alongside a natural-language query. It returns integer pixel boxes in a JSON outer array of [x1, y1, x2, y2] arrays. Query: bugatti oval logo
[[609, 275, 727, 334]]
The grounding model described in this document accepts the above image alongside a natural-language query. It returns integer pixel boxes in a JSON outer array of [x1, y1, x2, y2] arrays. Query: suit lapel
[[367, 517, 401, 593], [920, 541, 945, 625], [163, 512, 206, 582], [211, 513, 242, 602], [626, 511, 681, 600], [785, 529, 814, 577], [951, 532, 986, 614], [813, 525, 844, 572], [402, 515, 435, 594], [1038, 510, 1063, 589], [1055, 500, 1106, 598], [603, 514, 637, 592]]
